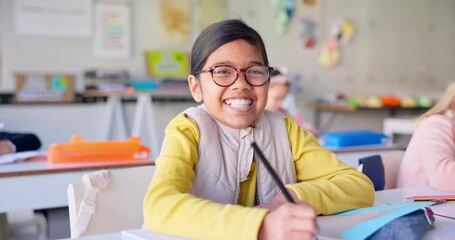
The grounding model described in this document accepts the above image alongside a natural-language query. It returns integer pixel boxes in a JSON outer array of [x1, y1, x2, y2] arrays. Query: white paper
[[0, 151, 44, 165], [121, 229, 185, 240], [93, 3, 131, 58], [14, 0, 92, 38]]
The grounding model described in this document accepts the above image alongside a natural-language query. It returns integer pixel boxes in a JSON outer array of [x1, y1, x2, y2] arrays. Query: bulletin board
[[14, 73, 75, 103]]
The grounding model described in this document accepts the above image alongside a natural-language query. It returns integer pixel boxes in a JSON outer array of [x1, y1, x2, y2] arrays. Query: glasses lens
[[246, 66, 269, 86], [212, 66, 236, 86]]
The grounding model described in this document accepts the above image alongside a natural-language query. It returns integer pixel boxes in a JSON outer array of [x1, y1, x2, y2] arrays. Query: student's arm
[[143, 114, 268, 240], [0, 132, 41, 152], [413, 115, 455, 192], [284, 117, 375, 215]]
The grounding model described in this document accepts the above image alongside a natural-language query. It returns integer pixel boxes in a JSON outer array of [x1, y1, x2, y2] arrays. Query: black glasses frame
[[195, 65, 274, 87]]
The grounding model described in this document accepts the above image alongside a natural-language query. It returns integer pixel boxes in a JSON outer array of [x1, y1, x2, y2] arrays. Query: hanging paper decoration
[[318, 18, 355, 68], [300, 18, 317, 49], [330, 18, 355, 47], [318, 39, 340, 68], [302, 0, 317, 6], [271, 0, 296, 34]]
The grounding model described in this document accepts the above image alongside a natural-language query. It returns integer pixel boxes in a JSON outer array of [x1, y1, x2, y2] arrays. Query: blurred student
[[397, 82, 455, 192], [265, 68, 319, 136], [0, 132, 42, 155], [143, 19, 374, 240]]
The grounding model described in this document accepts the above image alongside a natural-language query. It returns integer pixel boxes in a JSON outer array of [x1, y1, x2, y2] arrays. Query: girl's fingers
[[276, 203, 319, 235], [284, 216, 319, 236], [281, 202, 318, 218], [286, 231, 318, 240]]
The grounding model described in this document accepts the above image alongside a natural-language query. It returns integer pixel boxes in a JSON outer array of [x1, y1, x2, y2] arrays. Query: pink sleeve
[[414, 115, 455, 191]]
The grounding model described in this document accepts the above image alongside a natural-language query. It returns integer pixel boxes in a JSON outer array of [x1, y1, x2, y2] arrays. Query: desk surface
[[374, 186, 455, 219], [0, 159, 154, 212], [67, 186, 455, 240], [326, 143, 404, 154], [0, 158, 153, 178]]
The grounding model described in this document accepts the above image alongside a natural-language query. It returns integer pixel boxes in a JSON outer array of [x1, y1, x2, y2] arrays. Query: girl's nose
[[230, 72, 252, 90]]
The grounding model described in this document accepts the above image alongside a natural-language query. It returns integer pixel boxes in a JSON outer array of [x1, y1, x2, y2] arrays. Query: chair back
[[67, 165, 155, 237], [358, 150, 405, 190]]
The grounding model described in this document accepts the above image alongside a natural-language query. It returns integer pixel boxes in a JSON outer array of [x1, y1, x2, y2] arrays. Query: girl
[[143, 19, 374, 240], [397, 82, 455, 192], [265, 68, 319, 136]]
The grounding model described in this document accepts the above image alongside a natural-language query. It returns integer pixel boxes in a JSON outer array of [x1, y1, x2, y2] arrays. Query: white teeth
[[225, 99, 252, 109]]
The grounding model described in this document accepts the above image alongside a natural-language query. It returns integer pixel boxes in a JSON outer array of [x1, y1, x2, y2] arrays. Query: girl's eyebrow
[[210, 60, 265, 67], [250, 60, 265, 66], [210, 61, 230, 66]]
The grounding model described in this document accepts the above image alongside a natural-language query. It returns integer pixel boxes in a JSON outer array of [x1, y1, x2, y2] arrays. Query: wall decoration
[[93, 3, 131, 59], [300, 18, 318, 49], [159, 0, 191, 45], [302, 0, 317, 6], [14, 0, 91, 38], [318, 39, 340, 68], [330, 18, 355, 47], [271, 0, 296, 34], [145, 51, 189, 78], [196, 0, 226, 31], [14, 73, 75, 103], [318, 18, 355, 68]]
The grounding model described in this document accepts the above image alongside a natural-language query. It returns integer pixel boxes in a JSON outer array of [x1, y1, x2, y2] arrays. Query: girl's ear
[[188, 75, 203, 103]]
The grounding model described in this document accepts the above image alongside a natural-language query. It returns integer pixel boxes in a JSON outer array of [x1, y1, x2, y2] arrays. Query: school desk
[[374, 185, 455, 220], [0, 158, 153, 213], [63, 186, 455, 240]]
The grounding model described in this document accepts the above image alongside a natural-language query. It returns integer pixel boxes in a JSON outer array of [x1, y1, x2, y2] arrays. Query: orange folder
[[48, 135, 150, 163]]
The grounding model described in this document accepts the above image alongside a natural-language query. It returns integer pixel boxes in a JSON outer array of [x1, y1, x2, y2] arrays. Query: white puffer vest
[[184, 105, 296, 205]]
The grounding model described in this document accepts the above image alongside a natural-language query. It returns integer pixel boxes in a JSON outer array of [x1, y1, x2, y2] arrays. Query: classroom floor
[[2, 208, 70, 240]]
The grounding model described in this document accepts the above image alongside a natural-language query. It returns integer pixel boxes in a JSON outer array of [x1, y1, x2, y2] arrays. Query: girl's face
[[188, 39, 269, 129], [265, 84, 289, 112]]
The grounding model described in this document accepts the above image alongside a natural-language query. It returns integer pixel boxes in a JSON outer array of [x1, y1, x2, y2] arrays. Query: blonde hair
[[416, 81, 455, 124]]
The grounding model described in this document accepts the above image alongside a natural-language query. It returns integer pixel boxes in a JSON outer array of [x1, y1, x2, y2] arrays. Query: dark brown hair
[[190, 19, 269, 75]]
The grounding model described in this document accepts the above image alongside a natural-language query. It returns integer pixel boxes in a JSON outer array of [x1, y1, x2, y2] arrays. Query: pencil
[[251, 142, 295, 203]]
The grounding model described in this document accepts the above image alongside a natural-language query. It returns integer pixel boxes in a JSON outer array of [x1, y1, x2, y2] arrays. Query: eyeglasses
[[195, 65, 273, 87]]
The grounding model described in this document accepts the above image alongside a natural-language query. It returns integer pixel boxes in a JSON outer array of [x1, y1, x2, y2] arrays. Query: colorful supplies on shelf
[[48, 135, 150, 163]]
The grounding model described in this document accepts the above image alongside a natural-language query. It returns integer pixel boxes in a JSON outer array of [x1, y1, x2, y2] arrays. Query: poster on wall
[[196, 0, 226, 31], [93, 3, 131, 59], [158, 0, 191, 45], [14, 73, 75, 103], [14, 0, 91, 38], [145, 51, 189, 78]]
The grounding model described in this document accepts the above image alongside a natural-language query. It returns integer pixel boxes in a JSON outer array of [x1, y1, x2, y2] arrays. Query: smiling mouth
[[224, 98, 252, 109]]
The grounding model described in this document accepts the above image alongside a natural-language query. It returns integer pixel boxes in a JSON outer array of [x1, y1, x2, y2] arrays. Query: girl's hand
[[0, 140, 14, 155], [258, 201, 319, 240]]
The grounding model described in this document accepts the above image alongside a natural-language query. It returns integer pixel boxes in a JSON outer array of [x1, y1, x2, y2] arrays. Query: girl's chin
[[221, 118, 256, 129]]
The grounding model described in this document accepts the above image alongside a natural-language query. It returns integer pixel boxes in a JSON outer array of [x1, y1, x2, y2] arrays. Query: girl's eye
[[213, 67, 234, 76]]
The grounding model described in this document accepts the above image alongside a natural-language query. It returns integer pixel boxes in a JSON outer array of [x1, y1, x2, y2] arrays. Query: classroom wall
[[1, 0, 454, 150], [239, 0, 454, 129]]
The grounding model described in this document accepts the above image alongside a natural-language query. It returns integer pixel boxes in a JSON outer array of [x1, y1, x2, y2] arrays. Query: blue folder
[[321, 130, 388, 148]]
